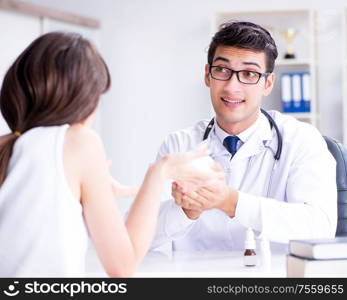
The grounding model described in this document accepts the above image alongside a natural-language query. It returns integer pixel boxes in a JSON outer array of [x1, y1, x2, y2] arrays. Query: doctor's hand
[[172, 182, 203, 220], [173, 180, 238, 218]]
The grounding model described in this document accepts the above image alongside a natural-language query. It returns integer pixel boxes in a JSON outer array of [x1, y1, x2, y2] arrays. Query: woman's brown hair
[[0, 31, 111, 184]]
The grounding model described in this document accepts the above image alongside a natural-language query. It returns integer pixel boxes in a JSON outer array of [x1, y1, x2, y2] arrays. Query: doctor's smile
[[221, 97, 246, 107]]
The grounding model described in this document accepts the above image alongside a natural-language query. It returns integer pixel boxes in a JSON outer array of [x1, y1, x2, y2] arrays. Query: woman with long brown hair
[[0, 32, 222, 277]]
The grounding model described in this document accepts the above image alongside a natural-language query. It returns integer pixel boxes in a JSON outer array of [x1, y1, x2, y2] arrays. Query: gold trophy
[[282, 28, 297, 59]]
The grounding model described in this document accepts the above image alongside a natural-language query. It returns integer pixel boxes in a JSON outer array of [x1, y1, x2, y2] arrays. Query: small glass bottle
[[244, 228, 257, 267]]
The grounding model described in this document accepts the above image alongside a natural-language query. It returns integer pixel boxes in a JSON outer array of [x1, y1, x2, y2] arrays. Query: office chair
[[323, 136, 347, 237]]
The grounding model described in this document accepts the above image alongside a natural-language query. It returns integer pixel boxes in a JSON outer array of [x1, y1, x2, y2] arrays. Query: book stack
[[287, 237, 347, 277]]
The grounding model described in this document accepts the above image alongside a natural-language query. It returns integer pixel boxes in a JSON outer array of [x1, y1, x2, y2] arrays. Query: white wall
[[19, 0, 347, 211], [0, 9, 42, 135]]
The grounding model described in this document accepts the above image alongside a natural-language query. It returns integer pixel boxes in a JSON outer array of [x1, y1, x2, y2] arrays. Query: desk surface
[[86, 248, 287, 278]]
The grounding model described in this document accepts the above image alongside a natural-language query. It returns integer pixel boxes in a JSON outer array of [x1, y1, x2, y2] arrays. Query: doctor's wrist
[[218, 188, 238, 217], [182, 207, 202, 220]]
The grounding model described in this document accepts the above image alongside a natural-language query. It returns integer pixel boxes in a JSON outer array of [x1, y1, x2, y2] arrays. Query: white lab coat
[[150, 110, 337, 252]]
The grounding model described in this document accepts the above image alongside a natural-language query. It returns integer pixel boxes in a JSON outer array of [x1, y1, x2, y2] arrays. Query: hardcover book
[[288, 237, 347, 259]]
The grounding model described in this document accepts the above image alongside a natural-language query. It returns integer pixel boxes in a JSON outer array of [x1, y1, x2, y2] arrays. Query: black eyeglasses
[[209, 65, 269, 85]]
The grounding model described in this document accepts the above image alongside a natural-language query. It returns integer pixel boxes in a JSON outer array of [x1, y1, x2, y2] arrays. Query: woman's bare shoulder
[[63, 124, 108, 200], [64, 123, 107, 180], [65, 124, 104, 155]]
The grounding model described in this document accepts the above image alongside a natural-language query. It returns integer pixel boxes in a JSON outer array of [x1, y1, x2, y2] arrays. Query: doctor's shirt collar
[[214, 112, 263, 145]]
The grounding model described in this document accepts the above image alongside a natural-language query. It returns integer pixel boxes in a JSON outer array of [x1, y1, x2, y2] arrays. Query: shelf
[[276, 59, 312, 66], [282, 112, 313, 119]]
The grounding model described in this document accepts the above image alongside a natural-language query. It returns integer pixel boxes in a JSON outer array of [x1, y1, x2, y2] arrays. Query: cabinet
[[212, 9, 318, 127], [0, 0, 100, 135]]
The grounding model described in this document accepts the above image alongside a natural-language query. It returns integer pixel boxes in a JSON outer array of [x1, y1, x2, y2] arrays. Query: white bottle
[[244, 228, 257, 267], [260, 236, 272, 272]]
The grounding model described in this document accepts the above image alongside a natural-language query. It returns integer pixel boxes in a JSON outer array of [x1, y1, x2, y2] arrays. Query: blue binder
[[280, 73, 292, 112], [292, 73, 302, 112], [301, 72, 311, 112], [280, 72, 311, 113]]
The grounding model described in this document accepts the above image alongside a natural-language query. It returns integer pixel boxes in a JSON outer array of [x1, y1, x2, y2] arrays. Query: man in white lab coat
[[150, 21, 337, 252]]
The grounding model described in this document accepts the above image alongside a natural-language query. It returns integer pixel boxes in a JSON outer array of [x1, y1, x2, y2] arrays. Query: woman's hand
[[161, 142, 224, 185]]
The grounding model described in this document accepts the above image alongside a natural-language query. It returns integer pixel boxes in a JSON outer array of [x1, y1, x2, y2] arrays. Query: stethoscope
[[202, 108, 283, 197]]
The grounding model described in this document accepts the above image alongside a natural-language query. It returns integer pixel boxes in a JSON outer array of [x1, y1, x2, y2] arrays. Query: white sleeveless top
[[0, 125, 89, 277]]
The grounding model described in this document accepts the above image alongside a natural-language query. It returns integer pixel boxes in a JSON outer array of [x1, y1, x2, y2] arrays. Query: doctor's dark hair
[[0, 31, 111, 185], [207, 21, 278, 73]]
